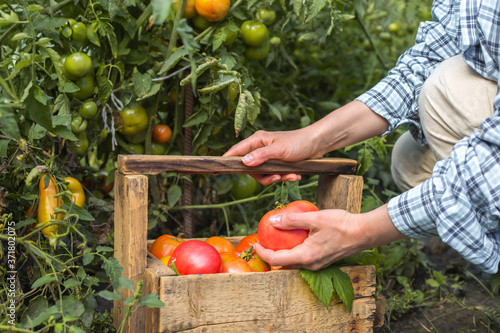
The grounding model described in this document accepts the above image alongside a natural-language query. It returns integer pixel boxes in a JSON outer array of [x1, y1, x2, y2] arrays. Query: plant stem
[[173, 181, 318, 210]]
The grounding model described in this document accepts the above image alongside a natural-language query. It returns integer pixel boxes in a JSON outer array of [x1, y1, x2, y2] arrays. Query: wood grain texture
[[154, 264, 377, 333], [113, 172, 149, 332], [316, 174, 364, 213], [117, 155, 357, 175]]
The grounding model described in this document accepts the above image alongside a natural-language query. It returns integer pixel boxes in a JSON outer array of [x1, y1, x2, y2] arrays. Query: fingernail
[[242, 154, 254, 164], [271, 176, 281, 183], [269, 214, 281, 225]]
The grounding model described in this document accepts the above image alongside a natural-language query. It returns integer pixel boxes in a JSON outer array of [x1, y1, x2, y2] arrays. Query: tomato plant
[[168, 240, 222, 275], [258, 200, 319, 251], [195, 0, 230, 22], [240, 21, 269, 46], [206, 236, 236, 253], [149, 234, 185, 260]]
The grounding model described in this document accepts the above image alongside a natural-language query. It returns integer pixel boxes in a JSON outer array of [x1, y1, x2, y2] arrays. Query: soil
[[375, 238, 500, 333]]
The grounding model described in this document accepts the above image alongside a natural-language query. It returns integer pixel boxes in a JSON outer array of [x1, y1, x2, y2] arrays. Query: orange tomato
[[160, 255, 171, 265], [195, 0, 230, 22], [152, 124, 172, 144], [235, 233, 259, 253], [176, 0, 197, 18], [205, 236, 236, 254], [149, 234, 185, 259]]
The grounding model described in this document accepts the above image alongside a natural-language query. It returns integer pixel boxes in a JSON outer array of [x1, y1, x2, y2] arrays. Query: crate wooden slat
[[114, 155, 385, 333], [118, 155, 357, 175]]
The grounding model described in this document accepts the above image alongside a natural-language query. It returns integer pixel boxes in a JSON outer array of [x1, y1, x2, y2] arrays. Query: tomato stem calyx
[[169, 259, 181, 276]]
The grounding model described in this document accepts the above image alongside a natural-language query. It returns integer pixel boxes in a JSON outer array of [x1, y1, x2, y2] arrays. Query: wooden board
[[152, 261, 378, 333], [118, 155, 357, 175]]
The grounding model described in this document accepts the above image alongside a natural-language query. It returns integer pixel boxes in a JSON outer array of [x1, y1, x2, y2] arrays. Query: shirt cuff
[[387, 180, 440, 238]]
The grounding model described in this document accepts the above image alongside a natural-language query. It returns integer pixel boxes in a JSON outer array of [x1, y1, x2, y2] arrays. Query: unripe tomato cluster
[[116, 106, 173, 155], [148, 200, 318, 275]]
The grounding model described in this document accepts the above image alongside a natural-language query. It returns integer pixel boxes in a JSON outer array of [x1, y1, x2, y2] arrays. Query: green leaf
[[98, 76, 113, 106], [63, 278, 81, 289], [101, 257, 124, 291], [152, 0, 174, 25], [32, 275, 58, 289], [119, 277, 134, 291], [0, 139, 9, 157], [167, 184, 182, 207], [138, 293, 165, 308], [198, 75, 238, 93], [305, 0, 327, 23], [109, 0, 123, 19], [25, 85, 52, 131], [300, 267, 335, 308], [83, 252, 95, 266], [331, 267, 354, 312], [132, 68, 152, 98], [0, 105, 20, 139], [183, 110, 208, 127], [98, 290, 122, 301], [62, 197, 95, 221], [158, 49, 189, 75], [234, 93, 249, 137]]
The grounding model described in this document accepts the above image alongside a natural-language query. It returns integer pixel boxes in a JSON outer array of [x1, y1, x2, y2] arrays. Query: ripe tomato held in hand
[[168, 240, 222, 275], [149, 234, 185, 260], [206, 236, 236, 254], [258, 200, 319, 251]]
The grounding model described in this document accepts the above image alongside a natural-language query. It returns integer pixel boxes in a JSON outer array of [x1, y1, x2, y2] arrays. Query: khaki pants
[[391, 55, 497, 192]]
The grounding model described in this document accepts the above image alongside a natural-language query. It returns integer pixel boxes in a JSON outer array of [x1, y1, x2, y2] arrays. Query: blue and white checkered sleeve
[[388, 112, 500, 274]]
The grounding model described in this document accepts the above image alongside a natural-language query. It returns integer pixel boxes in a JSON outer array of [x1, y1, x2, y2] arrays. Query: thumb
[[241, 144, 283, 166], [268, 211, 317, 231]]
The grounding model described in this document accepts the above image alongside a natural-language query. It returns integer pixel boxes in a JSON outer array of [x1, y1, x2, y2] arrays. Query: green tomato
[[151, 141, 167, 155], [388, 23, 399, 33], [221, 24, 239, 46], [124, 131, 147, 144], [244, 40, 270, 61], [73, 74, 95, 100], [231, 174, 259, 200], [79, 101, 98, 119], [193, 15, 213, 31], [71, 116, 88, 134], [120, 143, 145, 155], [270, 36, 281, 46], [64, 52, 92, 78], [118, 106, 149, 136], [71, 21, 87, 42], [73, 132, 89, 155], [240, 21, 269, 47], [61, 54, 78, 81], [256, 8, 276, 25]]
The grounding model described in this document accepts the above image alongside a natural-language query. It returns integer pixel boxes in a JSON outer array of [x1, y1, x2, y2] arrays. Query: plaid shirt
[[357, 0, 500, 273]]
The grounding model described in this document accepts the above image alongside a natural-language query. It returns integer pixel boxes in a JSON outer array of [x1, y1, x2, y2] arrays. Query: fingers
[[250, 173, 302, 186], [267, 211, 318, 231], [223, 130, 271, 159]]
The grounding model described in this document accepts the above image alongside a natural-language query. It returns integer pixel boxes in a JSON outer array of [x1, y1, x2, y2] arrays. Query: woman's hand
[[253, 204, 407, 270], [223, 128, 323, 185]]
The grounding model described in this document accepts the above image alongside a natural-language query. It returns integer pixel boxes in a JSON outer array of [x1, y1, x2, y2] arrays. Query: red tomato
[[235, 233, 259, 253], [168, 240, 222, 275], [149, 234, 185, 259], [258, 200, 319, 251], [205, 236, 236, 254], [220, 252, 254, 273]]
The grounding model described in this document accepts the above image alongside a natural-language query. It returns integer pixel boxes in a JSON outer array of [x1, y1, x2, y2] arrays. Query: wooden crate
[[113, 155, 385, 332]]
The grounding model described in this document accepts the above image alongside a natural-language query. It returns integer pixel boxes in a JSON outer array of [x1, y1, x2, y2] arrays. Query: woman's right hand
[[223, 127, 323, 185]]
